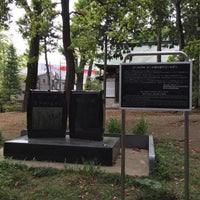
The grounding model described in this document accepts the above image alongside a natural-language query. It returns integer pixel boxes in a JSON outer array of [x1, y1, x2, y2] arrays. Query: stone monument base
[[4, 133, 120, 166]]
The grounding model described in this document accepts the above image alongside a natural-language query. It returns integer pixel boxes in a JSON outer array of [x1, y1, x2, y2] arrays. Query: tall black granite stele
[[69, 90, 104, 141], [4, 90, 120, 166], [27, 90, 67, 138]]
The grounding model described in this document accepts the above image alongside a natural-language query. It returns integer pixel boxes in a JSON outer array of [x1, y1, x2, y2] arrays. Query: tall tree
[[145, 0, 171, 61], [16, 0, 57, 111], [0, 0, 11, 70], [2, 44, 21, 102], [184, 40, 200, 108], [40, 5, 60, 90], [0, 0, 13, 29], [16, 0, 42, 111], [71, 0, 98, 90], [174, 0, 185, 50], [61, 0, 75, 115], [172, 0, 200, 107], [0, 32, 10, 111], [181, 0, 200, 42]]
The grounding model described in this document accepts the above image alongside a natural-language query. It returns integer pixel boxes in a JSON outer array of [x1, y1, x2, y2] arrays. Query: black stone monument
[[69, 90, 104, 141], [27, 90, 67, 138], [4, 135, 120, 166], [4, 89, 120, 166]]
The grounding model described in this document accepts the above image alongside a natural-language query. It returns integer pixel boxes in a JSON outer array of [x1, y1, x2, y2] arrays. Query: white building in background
[[95, 42, 179, 108], [37, 71, 65, 91], [18, 63, 66, 102], [18, 63, 98, 102]]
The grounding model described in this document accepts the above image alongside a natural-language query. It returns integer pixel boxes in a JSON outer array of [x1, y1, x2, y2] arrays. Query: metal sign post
[[184, 111, 189, 200], [121, 109, 125, 200], [120, 51, 192, 200]]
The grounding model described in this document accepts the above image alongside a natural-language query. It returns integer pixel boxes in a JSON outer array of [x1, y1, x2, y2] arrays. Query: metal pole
[[184, 111, 189, 200], [103, 34, 108, 131], [123, 51, 189, 63], [198, 40, 200, 107], [197, 4, 200, 107], [121, 109, 126, 200], [103, 35, 107, 100], [120, 51, 191, 200]]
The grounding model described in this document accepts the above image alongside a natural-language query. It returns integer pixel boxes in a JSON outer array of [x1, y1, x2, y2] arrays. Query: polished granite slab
[[4, 134, 120, 166]]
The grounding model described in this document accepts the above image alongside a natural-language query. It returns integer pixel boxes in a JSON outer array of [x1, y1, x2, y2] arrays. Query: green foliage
[[0, 32, 9, 111], [16, 0, 58, 40], [84, 77, 102, 90], [183, 40, 200, 108], [154, 147, 171, 180], [78, 161, 102, 177], [10, 0, 200, 110], [135, 178, 162, 189], [0, 0, 12, 29], [16, 0, 59, 112], [132, 116, 149, 135], [2, 102, 22, 112], [2, 141, 200, 200], [0, 41, 22, 111], [71, 0, 101, 88], [2, 44, 21, 103], [154, 138, 184, 180], [141, 188, 179, 200], [0, 188, 20, 200], [107, 117, 121, 133], [30, 166, 60, 178], [0, 159, 29, 189]]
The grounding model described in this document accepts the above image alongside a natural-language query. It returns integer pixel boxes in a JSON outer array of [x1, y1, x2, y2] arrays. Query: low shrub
[[2, 103, 22, 112], [107, 117, 121, 133], [132, 115, 149, 135]]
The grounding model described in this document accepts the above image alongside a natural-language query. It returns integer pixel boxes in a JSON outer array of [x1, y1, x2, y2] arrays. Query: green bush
[[132, 115, 149, 134], [154, 148, 171, 180], [2, 103, 22, 112], [85, 77, 102, 90], [107, 117, 121, 133]]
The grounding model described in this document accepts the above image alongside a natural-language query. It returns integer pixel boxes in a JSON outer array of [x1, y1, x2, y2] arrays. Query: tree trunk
[[87, 59, 94, 77], [22, 36, 40, 112], [76, 59, 86, 90], [157, 28, 162, 62], [44, 38, 51, 90], [61, 0, 75, 118], [174, 0, 185, 50]]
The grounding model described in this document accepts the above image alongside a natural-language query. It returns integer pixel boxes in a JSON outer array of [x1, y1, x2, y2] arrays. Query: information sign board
[[120, 62, 192, 111]]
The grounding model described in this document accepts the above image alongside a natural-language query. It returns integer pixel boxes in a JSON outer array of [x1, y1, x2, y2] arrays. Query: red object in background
[[84, 69, 96, 75], [48, 64, 97, 74], [58, 67, 97, 74], [59, 66, 67, 71]]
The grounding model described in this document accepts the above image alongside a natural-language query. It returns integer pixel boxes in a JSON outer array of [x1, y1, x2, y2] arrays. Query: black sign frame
[[120, 62, 192, 111]]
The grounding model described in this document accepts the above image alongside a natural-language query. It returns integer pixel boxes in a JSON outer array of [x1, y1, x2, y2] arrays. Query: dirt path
[[0, 112, 26, 139], [1, 110, 200, 151]]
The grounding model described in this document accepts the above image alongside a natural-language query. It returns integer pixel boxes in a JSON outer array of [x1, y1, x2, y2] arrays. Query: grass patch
[[0, 137, 200, 199], [153, 137, 200, 200]]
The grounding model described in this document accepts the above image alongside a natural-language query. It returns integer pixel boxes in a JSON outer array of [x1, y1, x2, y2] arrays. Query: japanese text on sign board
[[120, 62, 192, 110]]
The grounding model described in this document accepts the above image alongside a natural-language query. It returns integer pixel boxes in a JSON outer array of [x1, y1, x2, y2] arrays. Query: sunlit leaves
[[0, 0, 13, 29], [16, 0, 57, 41]]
